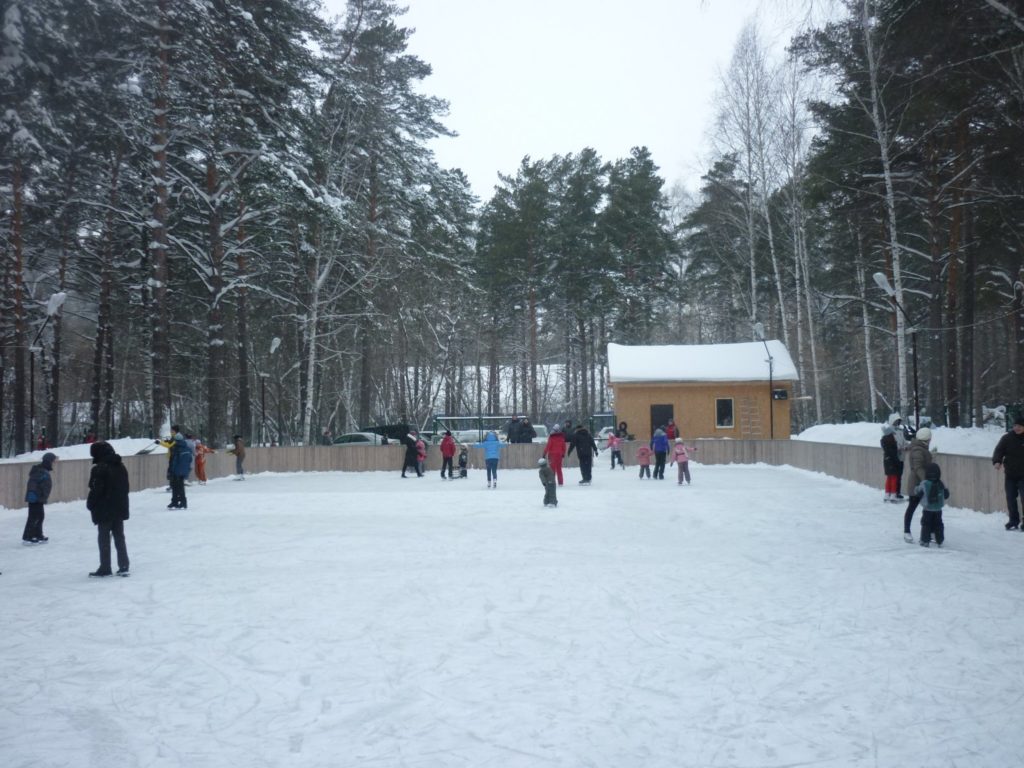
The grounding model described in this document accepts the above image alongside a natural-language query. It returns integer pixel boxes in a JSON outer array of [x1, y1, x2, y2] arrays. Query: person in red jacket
[[439, 431, 457, 479], [665, 419, 677, 441], [543, 423, 568, 486]]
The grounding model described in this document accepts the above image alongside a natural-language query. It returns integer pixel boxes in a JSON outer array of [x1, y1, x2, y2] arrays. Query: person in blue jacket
[[168, 433, 193, 509], [475, 431, 505, 488], [23, 452, 57, 544], [650, 428, 670, 480]]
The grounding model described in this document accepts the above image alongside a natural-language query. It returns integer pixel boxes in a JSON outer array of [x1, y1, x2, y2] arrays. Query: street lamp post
[[873, 272, 919, 430], [752, 322, 775, 439], [28, 292, 68, 449], [259, 373, 269, 447]]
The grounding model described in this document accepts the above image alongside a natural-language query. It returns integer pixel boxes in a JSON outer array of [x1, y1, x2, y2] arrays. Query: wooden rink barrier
[[0, 439, 1007, 516]]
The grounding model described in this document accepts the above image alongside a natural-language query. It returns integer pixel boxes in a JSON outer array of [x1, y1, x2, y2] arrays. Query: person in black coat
[[400, 431, 422, 478], [993, 415, 1024, 530], [568, 425, 599, 485], [880, 424, 902, 502], [86, 442, 131, 577]]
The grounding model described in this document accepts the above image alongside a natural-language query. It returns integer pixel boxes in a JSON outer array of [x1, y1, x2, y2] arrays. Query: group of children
[[880, 417, 950, 547]]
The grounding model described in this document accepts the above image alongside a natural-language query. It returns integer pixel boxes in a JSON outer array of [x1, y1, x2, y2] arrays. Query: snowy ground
[[4, 462, 1023, 768]]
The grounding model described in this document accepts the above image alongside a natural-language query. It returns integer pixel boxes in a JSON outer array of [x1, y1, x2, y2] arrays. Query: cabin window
[[715, 398, 734, 428]]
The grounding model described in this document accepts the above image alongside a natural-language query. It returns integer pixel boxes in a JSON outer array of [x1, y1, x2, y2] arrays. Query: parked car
[[532, 424, 549, 444], [332, 432, 388, 446]]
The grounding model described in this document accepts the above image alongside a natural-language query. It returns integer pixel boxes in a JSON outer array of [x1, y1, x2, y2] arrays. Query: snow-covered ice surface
[[4, 463, 1023, 767]]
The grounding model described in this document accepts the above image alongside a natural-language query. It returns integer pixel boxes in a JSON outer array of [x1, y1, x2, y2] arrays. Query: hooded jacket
[[906, 437, 933, 494], [544, 430, 567, 461], [914, 463, 949, 512], [87, 443, 130, 525], [24, 452, 56, 504], [476, 432, 504, 460], [170, 434, 194, 477], [880, 425, 900, 475]]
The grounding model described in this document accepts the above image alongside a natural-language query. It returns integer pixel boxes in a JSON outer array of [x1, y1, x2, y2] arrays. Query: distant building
[[607, 342, 799, 440]]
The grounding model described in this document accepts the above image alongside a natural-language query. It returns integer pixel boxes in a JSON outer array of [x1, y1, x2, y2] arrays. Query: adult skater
[[439, 430, 457, 479], [568, 424, 599, 485], [543, 423, 568, 485], [168, 432, 193, 509], [476, 430, 505, 488], [650, 428, 670, 480], [400, 430, 422, 478], [86, 442, 131, 577], [993, 415, 1024, 530], [902, 427, 933, 542]]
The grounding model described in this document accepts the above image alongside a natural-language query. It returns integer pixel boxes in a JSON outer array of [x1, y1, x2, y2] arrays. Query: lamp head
[[752, 322, 765, 341], [269, 337, 281, 355], [872, 272, 895, 296]]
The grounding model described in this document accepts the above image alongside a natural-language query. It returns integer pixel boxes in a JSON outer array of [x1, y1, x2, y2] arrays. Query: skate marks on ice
[[4, 466, 1024, 766]]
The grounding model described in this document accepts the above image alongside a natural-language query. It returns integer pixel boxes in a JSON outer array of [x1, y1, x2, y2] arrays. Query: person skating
[[637, 444, 653, 478], [538, 457, 558, 507], [194, 438, 215, 484], [650, 428, 670, 480], [902, 427, 933, 542], [993, 415, 1024, 530], [457, 446, 469, 478], [568, 424, 598, 485], [23, 452, 57, 544], [439, 431, 457, 479], [915, 462, 950, 547], [400, 430, 422, 478], [880, 424, 901, 502], [168, 433, 193, 508], [543, 423, 568, 485], [670, 438, 697, 485], [607, 432, 625, 469], [475, 430, 505, 487], [86, 442, 131, 577], [228, 435, 246, 479]]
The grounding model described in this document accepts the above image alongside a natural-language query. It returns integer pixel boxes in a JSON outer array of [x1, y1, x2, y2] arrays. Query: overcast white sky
[[321, 1, 809, 201]]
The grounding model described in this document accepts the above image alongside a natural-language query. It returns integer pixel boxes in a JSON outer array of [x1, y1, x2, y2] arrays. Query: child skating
[[539, 457, 557, 507], [915, 462, 950, 547], [637, 444, 652, 479], [670, 438, 697, 485]]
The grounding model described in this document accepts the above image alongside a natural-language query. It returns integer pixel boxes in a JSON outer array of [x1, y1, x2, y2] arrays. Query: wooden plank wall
[[0, 440, 1006, 516]]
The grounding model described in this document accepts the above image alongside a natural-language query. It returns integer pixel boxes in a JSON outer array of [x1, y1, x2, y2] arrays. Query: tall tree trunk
[[12, 158, 27, 454], [206, 158, 226, 447], [235, 207, 252, 443], [150, 0, 172, 437], [863, 0, 909, 414], [91, 148, 122, 439], [854, 230, 879, 419]]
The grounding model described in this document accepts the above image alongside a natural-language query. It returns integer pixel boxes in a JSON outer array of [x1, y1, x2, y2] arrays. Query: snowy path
[[3, 463, 1024, 767]]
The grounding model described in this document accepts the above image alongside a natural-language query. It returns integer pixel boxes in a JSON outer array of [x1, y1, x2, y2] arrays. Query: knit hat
[[1015, 414, 1024, 428], [537, 457, 547, 466], [41, 452, 58, 469], [881, 424, 894, 436], [551, 424, 561, 433], [925, 463, 941, 481], [675, 437, 683, 443], [916, 427, 932, 442]]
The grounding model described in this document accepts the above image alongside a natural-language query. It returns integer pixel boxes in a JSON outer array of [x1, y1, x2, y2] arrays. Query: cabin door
[[650, 404, 674, 437]]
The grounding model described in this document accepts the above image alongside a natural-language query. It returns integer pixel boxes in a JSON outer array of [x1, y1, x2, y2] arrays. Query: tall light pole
[[873, 272, 919, 430], [259, 373, 269, 447], [268, 337, 280, 445], [753, 322, 775, 439], [28, 292, 67, 449]]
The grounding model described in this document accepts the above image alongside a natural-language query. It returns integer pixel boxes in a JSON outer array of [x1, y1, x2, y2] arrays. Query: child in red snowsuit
[[544, 424, 568, 485]]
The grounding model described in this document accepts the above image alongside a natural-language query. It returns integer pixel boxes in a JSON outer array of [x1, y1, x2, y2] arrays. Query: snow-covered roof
[[607, 341, 799, 383]]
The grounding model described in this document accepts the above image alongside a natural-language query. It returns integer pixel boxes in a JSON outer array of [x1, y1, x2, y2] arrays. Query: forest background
[[1, 0, 1022, 453]]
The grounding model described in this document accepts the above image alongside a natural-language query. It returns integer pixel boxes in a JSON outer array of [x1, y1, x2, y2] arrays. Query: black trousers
[[920, 510, 944, 545], [654, 451, 667, 479], [170, 475, 187, 507], [579, 458, 593, 482], [1005, 475, 1024, 526], [23, 502, 45, 540], [441, 457, 453, 478], [98, 519, 130, 572], [903, 494, 921, 534]]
